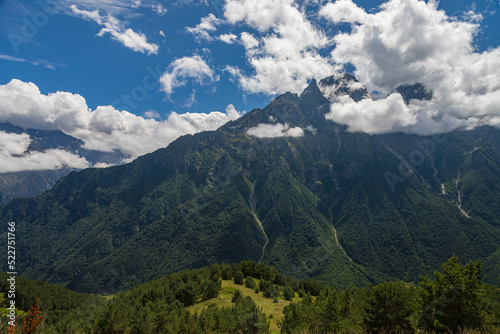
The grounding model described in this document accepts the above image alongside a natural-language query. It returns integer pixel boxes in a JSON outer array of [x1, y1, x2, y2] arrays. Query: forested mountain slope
[[1, 74, 499, 293]]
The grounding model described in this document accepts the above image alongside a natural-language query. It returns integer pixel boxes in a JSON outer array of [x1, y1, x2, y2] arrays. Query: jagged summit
[[318, 73, 369, 102], [237, 73, 435, 134], [395, 83, 433, 104], [315, 73, 432, 105]]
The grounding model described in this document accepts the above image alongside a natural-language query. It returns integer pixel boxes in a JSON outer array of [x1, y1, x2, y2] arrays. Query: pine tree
[[233, 270, 244, 285], [282, 285, 295, 301], [245, 276, 257, 289], [419, 255, 485, 332], [364, 282, 416, 333], [232, 289, 243, 303]]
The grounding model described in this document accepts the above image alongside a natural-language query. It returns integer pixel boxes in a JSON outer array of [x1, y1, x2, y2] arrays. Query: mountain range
[[1, 74, 499, 293]]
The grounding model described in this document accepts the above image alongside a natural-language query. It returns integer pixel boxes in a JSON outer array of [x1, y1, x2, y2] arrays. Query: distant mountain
[[0, 123, 127, 205], [1, 74, 499, 293]]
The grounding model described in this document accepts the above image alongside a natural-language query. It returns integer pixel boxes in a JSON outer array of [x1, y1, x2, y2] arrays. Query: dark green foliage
[[233, 270, 244, 285], [51, 263, 271, 333], [280, 290, 348, 334], [232, 289, 243, 303], [176, 281, 200, 306], [259, 279, 281, 299], [88, 264, 271, 334], [263, 284, 281, 300], [203, 275, 221, 300], [419, 255, 485, 332], [0, 273, 105, 332], [282, 285, 295, 301], [221, 264, 233, 280], [245, 276, 257, 289], [484, 284, 500, 327], [280, 255, 500, 333], [364, 281, 416, 333]]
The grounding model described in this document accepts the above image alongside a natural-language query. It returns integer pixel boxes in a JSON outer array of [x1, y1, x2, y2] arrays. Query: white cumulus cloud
[[321, 0, 500, 135], [224, 0, 335, 95], [326, 93, 417, 134], [160, 55, 219, 95], [0, 79, 242, 167], [225, 104, 243, 120], [219, 33, 238, 44], [319, 0, 367, 24]]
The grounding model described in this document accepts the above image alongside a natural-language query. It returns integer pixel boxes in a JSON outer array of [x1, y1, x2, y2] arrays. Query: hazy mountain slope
[[0, 123, 126, 205], [0, 169, 72, 205]]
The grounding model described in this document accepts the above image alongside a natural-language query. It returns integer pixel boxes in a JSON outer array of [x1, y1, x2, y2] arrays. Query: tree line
[[1, 257, 499, 333]]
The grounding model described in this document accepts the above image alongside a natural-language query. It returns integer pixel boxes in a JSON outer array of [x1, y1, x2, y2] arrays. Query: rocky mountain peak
[[318, 73, 369, 102], [394, 83, 433, 104]]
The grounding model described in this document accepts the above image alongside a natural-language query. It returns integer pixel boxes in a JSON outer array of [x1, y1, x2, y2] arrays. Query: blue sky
[[0, 0, 499, 171]]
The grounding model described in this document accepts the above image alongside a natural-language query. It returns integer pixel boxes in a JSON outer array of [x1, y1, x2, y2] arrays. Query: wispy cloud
[[71, 5, 159, 55], [186, 13, 222, 42], [0, 54, 58, 69], [63, 0, 148, 15], [152, 3, 167, 16]]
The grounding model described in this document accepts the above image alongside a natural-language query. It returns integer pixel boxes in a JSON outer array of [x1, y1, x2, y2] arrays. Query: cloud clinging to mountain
[[216, 0, 500, 135], [0, 131, 89, 173], [321, 0, 500, 135], [0, 79, 242, 169], [247, 123, 304, 138]]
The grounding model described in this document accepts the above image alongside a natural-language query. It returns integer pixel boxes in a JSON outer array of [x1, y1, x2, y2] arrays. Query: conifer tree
[[364, 282, 415, 333], [233, 270, 244, 285], [419, 255, 485, 332]]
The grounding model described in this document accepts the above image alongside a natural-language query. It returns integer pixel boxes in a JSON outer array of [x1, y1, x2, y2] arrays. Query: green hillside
[[1, 259, 499, 333]]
